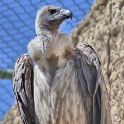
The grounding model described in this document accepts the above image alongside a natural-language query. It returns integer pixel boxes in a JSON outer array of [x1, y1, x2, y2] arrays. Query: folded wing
[[74, 43, 112, 124], [13, 54, 36, 124]]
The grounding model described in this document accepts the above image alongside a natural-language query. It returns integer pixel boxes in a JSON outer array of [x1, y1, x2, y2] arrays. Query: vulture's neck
[[38, 28, 58, 37], [39, 28, 59, 52], [39, 28, 60, 77]]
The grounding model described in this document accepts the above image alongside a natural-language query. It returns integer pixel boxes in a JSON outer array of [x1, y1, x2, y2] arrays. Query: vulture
[[13, 5, 112, 124]]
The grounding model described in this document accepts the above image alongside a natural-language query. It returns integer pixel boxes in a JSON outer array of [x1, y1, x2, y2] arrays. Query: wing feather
[[74, 43, 112, 124], [13, 54, 36, 124]]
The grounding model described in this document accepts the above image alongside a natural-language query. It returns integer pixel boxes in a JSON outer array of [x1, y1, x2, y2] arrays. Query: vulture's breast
[[44, 33, 73, 77], [33, 60, 87, 124], [45, 38, 73, 68]]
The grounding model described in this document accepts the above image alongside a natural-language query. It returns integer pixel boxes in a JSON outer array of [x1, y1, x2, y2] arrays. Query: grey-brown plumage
[[13, 5, 112, 124], [13, 54, 35, 124]]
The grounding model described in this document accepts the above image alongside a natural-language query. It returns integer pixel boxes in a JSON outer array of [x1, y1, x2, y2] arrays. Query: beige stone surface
[[0, 102, 21, 124], [1, 0, 124, 124]]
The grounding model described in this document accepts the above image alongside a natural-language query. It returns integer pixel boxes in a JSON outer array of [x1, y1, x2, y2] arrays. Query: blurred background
[[0, 0, 94, 121]]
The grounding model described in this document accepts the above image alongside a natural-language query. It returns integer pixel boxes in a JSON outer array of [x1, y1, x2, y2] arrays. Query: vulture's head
[[35, 5, 72, 34]]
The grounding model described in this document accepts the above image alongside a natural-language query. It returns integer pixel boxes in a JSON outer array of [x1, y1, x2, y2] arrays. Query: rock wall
[[0, 102, 21, 124]]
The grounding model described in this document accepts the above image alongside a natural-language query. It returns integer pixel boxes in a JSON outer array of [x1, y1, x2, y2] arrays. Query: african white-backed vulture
[[13, 5, 112, 124]]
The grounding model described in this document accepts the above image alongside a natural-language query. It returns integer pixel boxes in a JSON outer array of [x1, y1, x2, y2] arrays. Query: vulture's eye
[[49, 9, 57, 15]]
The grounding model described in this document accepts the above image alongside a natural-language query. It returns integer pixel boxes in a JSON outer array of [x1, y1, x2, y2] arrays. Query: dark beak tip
[[68, 10, 73, 20], [71, 14, 73, 20]]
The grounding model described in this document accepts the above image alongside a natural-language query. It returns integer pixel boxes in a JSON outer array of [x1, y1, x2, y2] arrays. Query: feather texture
[[13, 54, 36, 124], [74, 43, 112, 124]]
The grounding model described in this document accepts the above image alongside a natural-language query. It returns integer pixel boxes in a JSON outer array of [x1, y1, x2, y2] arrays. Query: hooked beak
[[60, 9, 73, 20]]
